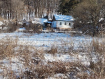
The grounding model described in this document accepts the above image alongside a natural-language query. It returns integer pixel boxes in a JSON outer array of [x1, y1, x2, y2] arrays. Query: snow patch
[[0, 21, 3, 26]]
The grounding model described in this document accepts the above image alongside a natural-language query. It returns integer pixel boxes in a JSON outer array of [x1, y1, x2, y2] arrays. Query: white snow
[[0, 32, 93, 49], [99, 18, 104, 22], [54, 15, 74, 21], [0, 32, 102, 77], [32, 18, 47, 24], [16, 27, 26, 32], [44, 54, 77, 62], [0, 21, 3, 26]]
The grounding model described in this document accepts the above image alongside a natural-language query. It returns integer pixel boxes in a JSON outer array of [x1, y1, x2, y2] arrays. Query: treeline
[[58, 0, 82, 15], [59, 0, 105, 36], [0, 0, 60, 21]]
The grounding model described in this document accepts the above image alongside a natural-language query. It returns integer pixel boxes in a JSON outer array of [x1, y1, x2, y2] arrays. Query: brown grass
[[24, 61, 79, 79], [0, 36, 105, 79], [47, 46, 57, 55], [0, 37, 18, 59], [0, 17, 4, 21]]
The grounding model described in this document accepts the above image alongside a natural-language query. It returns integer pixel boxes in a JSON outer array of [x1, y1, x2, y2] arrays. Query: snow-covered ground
[[0, 32, 92, 49], [0, 32, 103, 78]]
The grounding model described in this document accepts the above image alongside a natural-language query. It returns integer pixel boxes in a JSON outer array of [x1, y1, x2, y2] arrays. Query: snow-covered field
[[0, 32, 99, 63], [0, 32, 92, 49], [0, 32, 104, 78]]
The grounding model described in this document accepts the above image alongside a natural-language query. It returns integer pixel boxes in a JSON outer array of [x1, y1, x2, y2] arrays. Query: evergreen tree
[[58, 0, 80, 15]]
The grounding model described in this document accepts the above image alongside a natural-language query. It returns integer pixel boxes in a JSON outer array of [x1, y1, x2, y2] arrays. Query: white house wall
[[52, 21, 73, 29]]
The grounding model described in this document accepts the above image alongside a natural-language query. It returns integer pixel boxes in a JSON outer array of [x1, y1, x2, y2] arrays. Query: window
[[65, 22, 66, 25], [60, 22, 62, 25], [69, 23, 71, 26]]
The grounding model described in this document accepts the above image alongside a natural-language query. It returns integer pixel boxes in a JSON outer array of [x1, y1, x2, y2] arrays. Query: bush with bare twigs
[[24, 21, 43, 33]]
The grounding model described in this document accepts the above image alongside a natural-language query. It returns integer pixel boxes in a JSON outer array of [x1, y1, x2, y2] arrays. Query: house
[[43, 21, 52, 29], [51, 15, 74, 30]]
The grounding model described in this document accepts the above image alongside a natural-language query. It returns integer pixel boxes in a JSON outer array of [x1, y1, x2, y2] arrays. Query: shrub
[[25, 22, 43, 33], [7, 23, 21, 32], [47, 46, 57, 55], [24, 61, 71, 78]]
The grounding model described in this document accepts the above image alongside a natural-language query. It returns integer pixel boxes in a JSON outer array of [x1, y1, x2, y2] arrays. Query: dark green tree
[[58, 0, 81, 15]]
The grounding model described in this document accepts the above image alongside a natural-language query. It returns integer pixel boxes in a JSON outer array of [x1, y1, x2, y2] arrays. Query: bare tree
[[0, 0, 60, 21], [72, 0, 105, 36], [11, 0, 24, 25]]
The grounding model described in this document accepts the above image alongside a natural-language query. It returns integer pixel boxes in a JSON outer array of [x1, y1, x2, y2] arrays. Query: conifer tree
[[58, 0, 80, 15]]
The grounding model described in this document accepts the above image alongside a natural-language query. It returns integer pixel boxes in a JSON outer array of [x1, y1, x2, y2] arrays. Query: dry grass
[[0, 36, 42, 78], [0, 37, 18, 59], [23, 61, 84, 79], [7, 23, 22, 32], [0, 17, 4, 21], [35, 62, 68, 78], [0, 37, 18, 78], [87, 38, 105, 79], [0, 36, 105, 79], [47, 46, 57, 55]]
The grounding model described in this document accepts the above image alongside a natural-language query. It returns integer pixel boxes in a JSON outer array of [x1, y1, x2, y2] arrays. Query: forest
[[0, 0, 59, 20]]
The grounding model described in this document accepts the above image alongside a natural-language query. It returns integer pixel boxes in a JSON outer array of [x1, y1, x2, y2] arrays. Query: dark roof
[[53, 15, 74, 21]]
